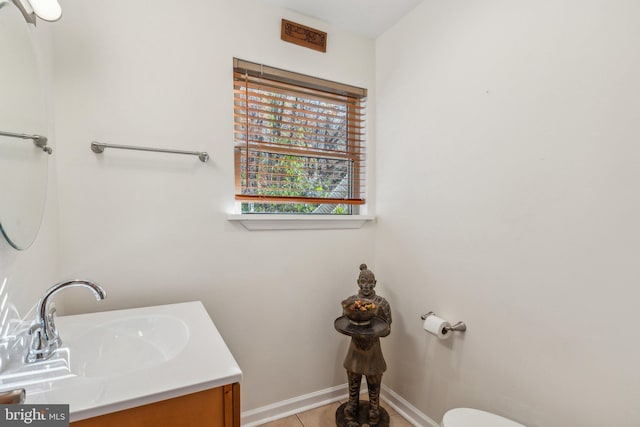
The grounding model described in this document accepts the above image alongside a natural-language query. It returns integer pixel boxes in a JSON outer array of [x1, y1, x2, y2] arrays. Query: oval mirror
[[0, 0, 50, 250]]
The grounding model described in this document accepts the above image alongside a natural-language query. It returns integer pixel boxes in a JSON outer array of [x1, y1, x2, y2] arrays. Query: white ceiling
[[259, 0, 424, 39]]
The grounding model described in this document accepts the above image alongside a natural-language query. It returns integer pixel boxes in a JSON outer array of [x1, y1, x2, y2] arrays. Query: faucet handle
[[47, 308, 58, 335], [27, 324, 45, 354], [45, 307, 62, 349], [25, 323, 57, 363], [28, 323, 41, 336]]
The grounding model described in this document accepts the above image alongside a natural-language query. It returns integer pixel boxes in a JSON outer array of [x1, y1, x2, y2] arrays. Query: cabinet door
[[71, 387, 227, 427]]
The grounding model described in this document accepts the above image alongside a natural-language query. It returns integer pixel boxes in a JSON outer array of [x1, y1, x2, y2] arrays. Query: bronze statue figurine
[[335, 264, 392, 427]]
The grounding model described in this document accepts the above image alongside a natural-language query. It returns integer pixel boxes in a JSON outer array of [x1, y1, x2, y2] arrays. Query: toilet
[[442, 408, 526, 427]]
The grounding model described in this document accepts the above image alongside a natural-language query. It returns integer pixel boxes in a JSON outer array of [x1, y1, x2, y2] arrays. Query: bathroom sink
[[0, 301, 242, 422], [65, 314, 189, 377], [12, 313, 190, 381]]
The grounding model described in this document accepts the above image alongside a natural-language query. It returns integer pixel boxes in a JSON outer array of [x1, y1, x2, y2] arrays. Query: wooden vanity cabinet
[[71, 383, 240, 427]]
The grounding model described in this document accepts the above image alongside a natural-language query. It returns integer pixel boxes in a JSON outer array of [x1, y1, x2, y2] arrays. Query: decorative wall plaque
[[281, 19, 327, 53]]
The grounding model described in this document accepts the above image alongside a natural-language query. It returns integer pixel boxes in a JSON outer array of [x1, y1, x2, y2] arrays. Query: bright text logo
[[0, 404, 69, 426]]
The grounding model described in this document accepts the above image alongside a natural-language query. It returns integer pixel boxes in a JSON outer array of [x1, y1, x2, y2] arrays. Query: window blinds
[[233, 58, 367, 208]]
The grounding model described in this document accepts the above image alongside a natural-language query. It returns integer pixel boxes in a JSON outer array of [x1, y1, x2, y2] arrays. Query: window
[[233, 58, 367, 215]]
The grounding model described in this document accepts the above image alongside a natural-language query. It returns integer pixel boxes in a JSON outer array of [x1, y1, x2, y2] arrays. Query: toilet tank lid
[[442, 408, 526, 427]]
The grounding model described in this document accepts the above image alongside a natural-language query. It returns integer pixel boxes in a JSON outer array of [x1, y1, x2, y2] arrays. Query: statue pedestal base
[[335, 401, 390, 427]]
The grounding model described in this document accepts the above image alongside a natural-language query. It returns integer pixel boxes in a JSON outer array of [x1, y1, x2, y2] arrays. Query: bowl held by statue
[[342, 298, 378, 325]]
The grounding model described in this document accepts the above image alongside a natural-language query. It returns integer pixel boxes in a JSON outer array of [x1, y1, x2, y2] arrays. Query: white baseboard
[[241, 383, 439, 427], [241, 384, 348, 427], [381, 385, 439, 427]]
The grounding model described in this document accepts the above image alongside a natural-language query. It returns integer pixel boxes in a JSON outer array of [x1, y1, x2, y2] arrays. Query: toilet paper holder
[[421, 312, 467, 333]]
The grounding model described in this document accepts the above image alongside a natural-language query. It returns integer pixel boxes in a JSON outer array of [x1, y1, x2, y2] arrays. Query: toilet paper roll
[[423, 314, 451, 339]]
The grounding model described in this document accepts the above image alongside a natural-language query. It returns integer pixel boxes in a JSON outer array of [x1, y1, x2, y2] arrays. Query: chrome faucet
[[26, 280, 106, 363]]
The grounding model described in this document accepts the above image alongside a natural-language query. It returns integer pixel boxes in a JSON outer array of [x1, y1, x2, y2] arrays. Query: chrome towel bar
[[0, 129, 53, 154], [91, 141, 209, 163]]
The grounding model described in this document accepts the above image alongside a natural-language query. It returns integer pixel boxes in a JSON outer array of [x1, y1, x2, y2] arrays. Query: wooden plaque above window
[[281, 19, 327, 53]]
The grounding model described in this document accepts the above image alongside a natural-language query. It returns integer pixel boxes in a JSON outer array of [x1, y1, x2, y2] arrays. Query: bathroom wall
[[51, 0, 376, 412], [0, 19, 59, 369], [376, 1, 640, 426]]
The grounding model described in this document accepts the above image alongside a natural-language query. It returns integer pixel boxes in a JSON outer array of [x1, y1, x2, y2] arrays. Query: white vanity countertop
[[23, 301, 242, 422]]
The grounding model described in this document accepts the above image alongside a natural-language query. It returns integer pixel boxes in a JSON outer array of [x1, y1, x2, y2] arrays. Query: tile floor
[[258, 400, 415, 427]]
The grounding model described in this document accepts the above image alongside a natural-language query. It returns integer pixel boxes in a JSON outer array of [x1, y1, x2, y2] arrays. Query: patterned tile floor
[[258, 400, 414, 427]]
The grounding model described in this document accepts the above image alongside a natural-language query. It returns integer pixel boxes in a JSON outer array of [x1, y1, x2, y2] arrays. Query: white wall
[[376, 1, 640, 426], [51, 0, 376, 411], [12, 1, 638, 424], [0, 19, 59, 371]]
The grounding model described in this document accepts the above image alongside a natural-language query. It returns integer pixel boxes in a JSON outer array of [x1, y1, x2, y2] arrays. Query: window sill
[[227, 214, 375, 231]]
